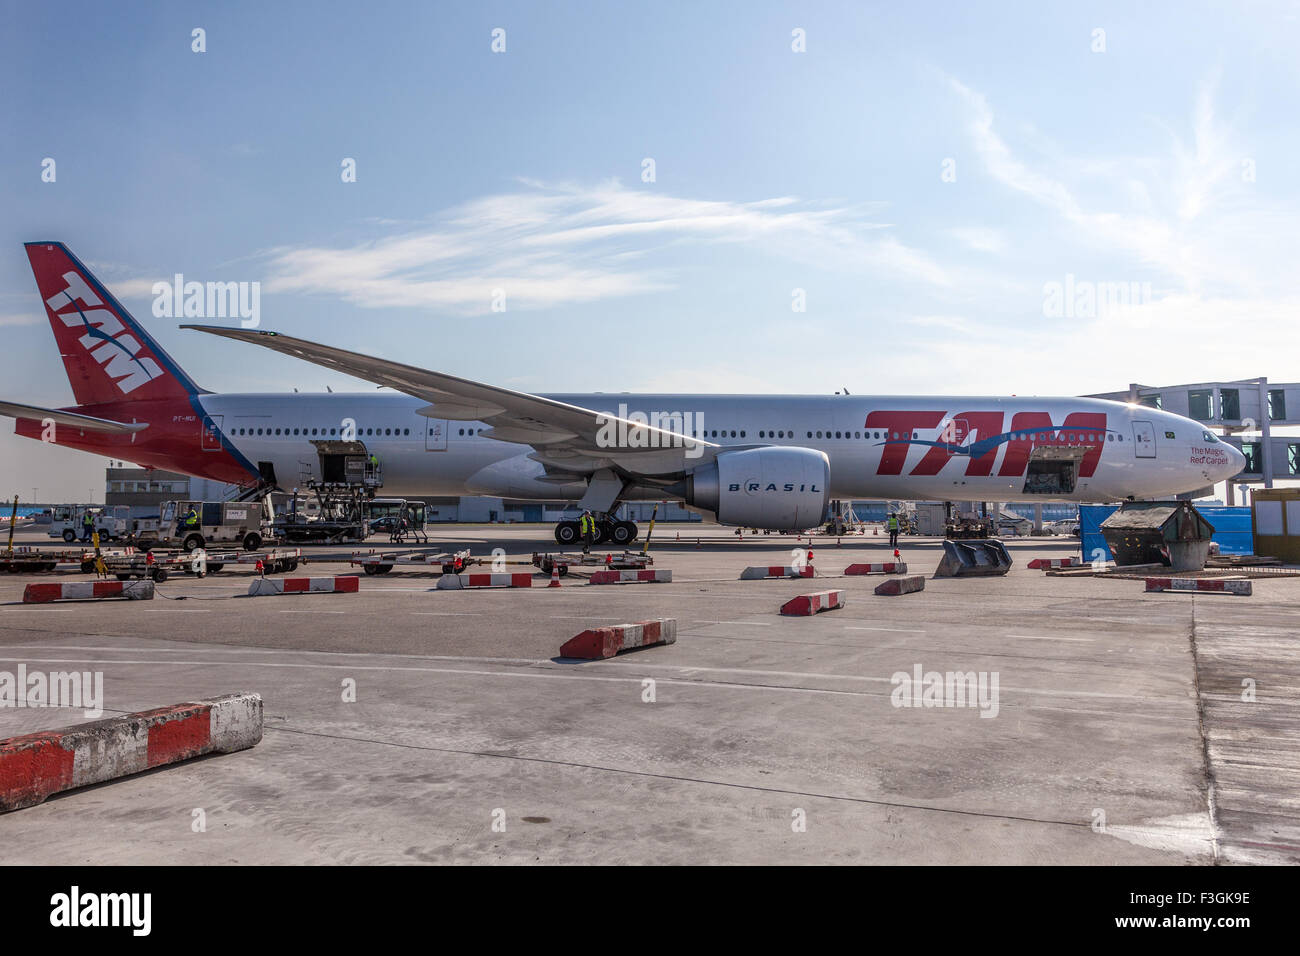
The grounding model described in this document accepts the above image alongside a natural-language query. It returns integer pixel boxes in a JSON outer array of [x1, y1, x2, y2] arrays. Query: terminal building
[[1087, 377, 1300, 505]]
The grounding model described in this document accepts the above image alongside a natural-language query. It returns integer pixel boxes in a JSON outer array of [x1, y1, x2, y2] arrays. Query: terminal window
[[1220, 388, 1240, 421], [1289, 444, 1300, 476], [1242, 441, 1262, 474], [1188, 389, 1213, 421], [1270, 389, 1287, 421]]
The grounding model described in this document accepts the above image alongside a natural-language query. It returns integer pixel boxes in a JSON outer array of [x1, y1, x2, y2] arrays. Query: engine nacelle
[[675, 447, 830, 529]]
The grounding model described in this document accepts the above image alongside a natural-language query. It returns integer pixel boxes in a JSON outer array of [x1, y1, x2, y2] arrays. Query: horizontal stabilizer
[[0, 400, 148, 434]]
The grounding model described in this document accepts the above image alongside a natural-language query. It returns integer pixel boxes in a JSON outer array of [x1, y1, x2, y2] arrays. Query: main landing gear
[[553, 516, 639, 546]]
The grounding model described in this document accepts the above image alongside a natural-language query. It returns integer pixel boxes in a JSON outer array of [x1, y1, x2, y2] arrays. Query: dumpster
[[1100, 501, 1215, 570]]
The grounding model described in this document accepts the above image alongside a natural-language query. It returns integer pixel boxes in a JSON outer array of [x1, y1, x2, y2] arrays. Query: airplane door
[[425, 419, 447, 451], [201, 415, 224, 451], [1132, 420, 1157, 458]]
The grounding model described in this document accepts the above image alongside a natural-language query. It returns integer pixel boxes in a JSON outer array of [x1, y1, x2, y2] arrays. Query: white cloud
[[938, 73, 1300, 393], [946, 227, 1006, 254], [0, 314, 40, 327], [258, 181, 951, 313]]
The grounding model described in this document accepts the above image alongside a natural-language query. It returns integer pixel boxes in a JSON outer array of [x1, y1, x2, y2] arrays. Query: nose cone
[[1223, 442, 1248, 481]]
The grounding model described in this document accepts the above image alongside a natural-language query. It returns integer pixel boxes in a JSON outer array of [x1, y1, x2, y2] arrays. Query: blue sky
[[3, 0, 1299, 497]]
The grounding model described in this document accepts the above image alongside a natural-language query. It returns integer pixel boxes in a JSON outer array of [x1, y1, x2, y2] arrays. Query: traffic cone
[[675, 532, 680, 541], [836, 536, 841, 547], [893, 548, 900, 560], [549, 565, 561, 588], [807, 549, 815, 570], [255, 559, 265, 577], [605, 553, 612, 565]]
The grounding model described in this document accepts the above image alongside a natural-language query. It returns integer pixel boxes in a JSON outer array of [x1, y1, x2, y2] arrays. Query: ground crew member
[[178, 505, 199, 538], [887, 512, 900, 548], [579, 510, 596, 554], [81, 510, 95, 543]]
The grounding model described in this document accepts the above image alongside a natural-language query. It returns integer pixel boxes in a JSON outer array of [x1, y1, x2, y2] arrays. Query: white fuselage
[[193, 392, 1242, 504]]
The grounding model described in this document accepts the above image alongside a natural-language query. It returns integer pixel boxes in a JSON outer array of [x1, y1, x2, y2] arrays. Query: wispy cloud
[[947, 73, 1288, 298], [0, 313, 40, 327], [258, 180, 951, 312]]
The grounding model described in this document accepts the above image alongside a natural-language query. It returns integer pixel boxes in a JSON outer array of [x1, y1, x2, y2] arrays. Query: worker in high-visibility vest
[[81, 510, 95, 543], [579, 511, 596, 554], [887, 513, 900, 548], [178, 506, 199, 538]]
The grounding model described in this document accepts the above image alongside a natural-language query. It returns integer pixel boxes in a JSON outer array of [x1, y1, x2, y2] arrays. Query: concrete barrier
[[739, 566, 814, 580], [0, 693, 262, 812], [1027, 558, 1081, 569], [560, 619, 678, 659], [248, 576, 359, 596], [875, 575, 926, 596], [22, 580, 154, 604], [587, 569, 673, 585], [1145, 577, 1252, 596], [436, 572, 534, 590], [843, 562, 907, 575], [780, 590, 846, 615]]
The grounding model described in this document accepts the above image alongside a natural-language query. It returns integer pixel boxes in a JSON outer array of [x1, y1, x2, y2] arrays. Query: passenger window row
[[234, 426, 413, 437]]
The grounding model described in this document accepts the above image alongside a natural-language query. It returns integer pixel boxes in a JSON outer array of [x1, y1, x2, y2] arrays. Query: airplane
[[2, 241, 1246, 545]]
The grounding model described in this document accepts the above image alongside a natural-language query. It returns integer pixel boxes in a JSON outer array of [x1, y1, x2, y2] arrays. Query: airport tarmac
[[1, 525, 1296, 865]]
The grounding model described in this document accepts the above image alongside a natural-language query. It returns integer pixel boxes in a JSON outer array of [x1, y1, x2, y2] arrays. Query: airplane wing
[[181, 326, 716, 477], [0, 400, 149, 434]]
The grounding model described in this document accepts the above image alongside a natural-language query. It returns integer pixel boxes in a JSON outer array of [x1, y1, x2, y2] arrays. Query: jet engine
[[672, 446, 830, 529]]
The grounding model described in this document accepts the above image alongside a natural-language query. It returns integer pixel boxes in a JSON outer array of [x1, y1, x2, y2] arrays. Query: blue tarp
[[1079, 505, 1253, 561]]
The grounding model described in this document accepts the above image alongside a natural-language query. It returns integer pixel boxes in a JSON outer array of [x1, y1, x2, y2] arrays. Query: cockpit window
[[1202, 431, 1219, 443]]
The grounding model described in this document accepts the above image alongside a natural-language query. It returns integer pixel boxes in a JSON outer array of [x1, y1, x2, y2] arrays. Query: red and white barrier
[[23, 580, 154, 604], [247, 576, 359, 596], [436, 572, 533, 590], [739, 566, 814, 580], [560, 619, 678, 659], [587, 569, 673, 585], [0, 693, 262, 812], [843, 562, 907, 575], [1145, 577, 1252, 596], [874, 575, 926, 596], [780, 590, 846, 616], [1027, 558, 1081, 569]]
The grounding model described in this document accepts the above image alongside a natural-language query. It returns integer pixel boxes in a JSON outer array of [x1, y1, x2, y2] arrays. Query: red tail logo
[[26, 242, 200, 405]]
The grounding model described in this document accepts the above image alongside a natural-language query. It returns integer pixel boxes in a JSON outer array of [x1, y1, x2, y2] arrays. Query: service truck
[[47, 505, 131, 543], [136, 499, 274, 552]]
